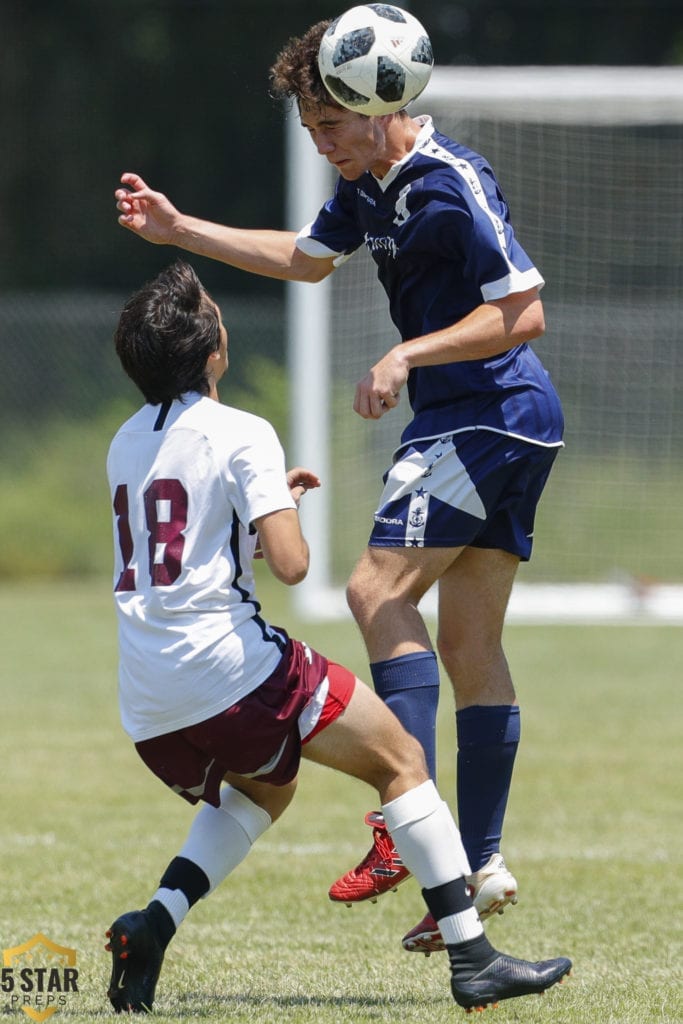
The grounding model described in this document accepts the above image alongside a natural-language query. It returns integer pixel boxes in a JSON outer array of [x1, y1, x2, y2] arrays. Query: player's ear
[[205, 327, 228, 386], [206, 345, 225, 375]]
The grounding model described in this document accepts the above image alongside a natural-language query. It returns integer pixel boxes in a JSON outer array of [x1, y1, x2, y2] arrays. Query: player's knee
[[436, 626, 466, 684], [435, 629, 464, 676], [346, 567, 377, 625], [437, 631, 514, 704], [373, 751, 428, 797], [437, 627, 499, 674], [404, 730, 429, 781], [346, 554, 405, 622], [385, 726, 428, 787], [370, 708, 429, 790]]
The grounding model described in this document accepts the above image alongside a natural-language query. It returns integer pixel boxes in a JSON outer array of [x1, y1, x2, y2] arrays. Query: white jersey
[[106, 393, 296, 742]]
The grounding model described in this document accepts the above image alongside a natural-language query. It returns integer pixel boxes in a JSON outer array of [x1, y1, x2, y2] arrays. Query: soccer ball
[[318, 4, 434, 116]]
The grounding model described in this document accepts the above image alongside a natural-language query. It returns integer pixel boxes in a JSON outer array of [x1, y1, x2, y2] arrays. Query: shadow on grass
[[176, 990, 449, 1013]]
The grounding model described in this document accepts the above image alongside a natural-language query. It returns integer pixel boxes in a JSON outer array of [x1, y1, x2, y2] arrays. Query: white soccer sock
[[437, 893, 483, 945], [178, 785, 272, 895], [382, 780, 470, 883], [150, 886, 190, 930], [382, 780, 482, 944]]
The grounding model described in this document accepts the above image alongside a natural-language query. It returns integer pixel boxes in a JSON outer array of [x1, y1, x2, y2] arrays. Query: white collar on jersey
[[371, 114, 434, 191]]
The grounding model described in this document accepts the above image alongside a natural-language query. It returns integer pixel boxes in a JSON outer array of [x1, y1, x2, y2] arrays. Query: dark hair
[[269, 20, 341, 110], [269, 18, 408, 118], [114, 260, 221, 405]]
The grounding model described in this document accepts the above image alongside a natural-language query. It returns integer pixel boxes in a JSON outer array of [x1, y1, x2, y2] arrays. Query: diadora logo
[[2, 933, 79, 1022], [356, 187, 376, 207]]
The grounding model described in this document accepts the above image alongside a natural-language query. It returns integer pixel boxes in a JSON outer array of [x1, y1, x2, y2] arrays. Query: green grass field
[[1, 578, 681, 1023]]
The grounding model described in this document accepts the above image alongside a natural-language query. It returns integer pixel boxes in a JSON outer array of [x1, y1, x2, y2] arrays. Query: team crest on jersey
[[409, 506, 426, 528]]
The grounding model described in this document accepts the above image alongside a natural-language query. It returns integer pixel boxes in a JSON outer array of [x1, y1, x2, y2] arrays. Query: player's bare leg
[[303, 674, 429, 800], [221, 772, 298, 822], [305, 679, 571, 1011], [432, 546, 520, 922], [334, 545, 521, 949], [346, 544, 455, 663], [106, 775, 296, 1012], [328, 547, 452, 904], [436, 546, 519, 708], [331, 546, 449, 899]]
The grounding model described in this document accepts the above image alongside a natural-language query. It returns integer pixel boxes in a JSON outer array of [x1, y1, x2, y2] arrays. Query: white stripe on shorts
[[298, 677, 330, 741]]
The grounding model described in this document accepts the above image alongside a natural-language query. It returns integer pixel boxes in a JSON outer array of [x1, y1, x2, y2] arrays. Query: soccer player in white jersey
[[104, 260, 571, 1014], [113, 15, 565, 956]]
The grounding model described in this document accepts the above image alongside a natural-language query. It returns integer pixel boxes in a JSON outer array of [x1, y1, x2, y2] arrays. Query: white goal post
[[286, 67, 683, 623]]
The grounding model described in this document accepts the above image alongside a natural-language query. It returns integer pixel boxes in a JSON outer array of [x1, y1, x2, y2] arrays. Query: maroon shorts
[[135, 636, 356, 807]]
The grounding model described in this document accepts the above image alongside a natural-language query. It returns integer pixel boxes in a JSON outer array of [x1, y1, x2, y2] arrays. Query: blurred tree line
[[0, 0, 681, 580], [1, 0, 681, 295]]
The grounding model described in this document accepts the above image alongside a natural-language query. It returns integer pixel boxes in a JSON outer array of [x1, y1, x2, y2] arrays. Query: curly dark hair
[[269, 20, 340, 110], [114, 260, 221, 405]]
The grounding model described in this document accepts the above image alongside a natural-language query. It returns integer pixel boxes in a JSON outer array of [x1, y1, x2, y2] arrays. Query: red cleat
[[401, 912, 443, 956], [328, 811, 411, 904]]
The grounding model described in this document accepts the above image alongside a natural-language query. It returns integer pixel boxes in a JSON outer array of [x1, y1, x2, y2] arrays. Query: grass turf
[[0, 577, 680, 1022]]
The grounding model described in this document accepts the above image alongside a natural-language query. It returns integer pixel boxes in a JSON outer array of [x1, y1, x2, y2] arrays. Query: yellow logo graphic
[[2, 933, 78, 1022]]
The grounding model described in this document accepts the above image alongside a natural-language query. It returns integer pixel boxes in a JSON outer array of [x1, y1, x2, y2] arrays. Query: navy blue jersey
[[296, 116, 563, 447]]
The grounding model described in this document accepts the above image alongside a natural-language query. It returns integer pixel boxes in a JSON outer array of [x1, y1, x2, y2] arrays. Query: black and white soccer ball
[[318, 4, 434, 116]]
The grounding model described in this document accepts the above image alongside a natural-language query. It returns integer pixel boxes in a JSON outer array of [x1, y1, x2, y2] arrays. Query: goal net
[[285, 67, 683, 622]]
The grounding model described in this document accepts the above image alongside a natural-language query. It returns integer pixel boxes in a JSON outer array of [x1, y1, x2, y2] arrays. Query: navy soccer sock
[[456, 705, 521, 870], [371, 651, 440, 780]]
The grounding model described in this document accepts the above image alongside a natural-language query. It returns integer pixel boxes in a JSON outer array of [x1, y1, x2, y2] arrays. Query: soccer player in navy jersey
[[103, 259, 571, 1014], [114, 16, 564, 956]]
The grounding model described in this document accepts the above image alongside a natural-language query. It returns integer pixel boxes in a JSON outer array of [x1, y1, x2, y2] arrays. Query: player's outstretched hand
[[286, 467, 321, 506], [114, 173, 180, 245], [253, 468, 320, 559]]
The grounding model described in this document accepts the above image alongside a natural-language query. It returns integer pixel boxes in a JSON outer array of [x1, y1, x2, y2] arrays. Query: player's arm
[[114, 173, 335, 283], [252, 467, 321, 585], [253, 509, 309, 585], [354, 288, 544, 419]]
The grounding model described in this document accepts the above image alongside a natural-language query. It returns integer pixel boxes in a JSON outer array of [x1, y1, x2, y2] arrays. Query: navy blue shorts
[[135, 637, 356, 806], [368, 429, 561, 560]]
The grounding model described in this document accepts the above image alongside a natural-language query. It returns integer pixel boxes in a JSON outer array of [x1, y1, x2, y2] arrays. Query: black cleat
[[451, 953, 572, 1012], [105, 910, 165, 1014]]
